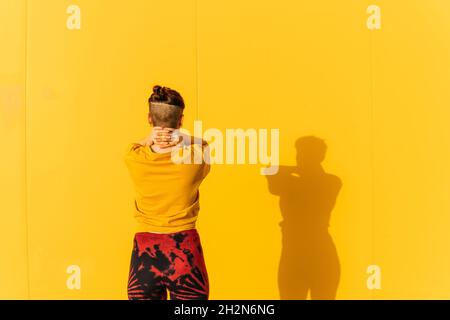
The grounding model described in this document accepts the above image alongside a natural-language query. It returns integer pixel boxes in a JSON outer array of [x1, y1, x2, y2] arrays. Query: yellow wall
[[0, 0, 29, 299], [1, 0, 450, 299]]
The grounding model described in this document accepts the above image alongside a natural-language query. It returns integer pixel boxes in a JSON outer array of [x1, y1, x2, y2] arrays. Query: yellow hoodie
[[123, 138, 210, 233]]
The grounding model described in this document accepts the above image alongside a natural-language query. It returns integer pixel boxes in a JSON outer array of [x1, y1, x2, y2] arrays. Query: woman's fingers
[[152, 127, 174, 136], [150, 127, 180, 148], [153, 133, 172, 142], [165, 134, 182, 147]]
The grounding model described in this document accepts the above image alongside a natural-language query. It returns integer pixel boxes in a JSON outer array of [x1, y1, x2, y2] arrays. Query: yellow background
[[1, 0, 450, 299]]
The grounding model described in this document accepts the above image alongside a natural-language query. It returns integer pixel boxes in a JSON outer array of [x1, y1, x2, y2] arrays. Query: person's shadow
[[266, 136, 342, 299]]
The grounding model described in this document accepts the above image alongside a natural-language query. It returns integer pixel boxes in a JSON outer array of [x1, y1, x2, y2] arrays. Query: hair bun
[[152, 85, 162, 95], [148, 85, 185, 109], [153, 85, 169, 99]]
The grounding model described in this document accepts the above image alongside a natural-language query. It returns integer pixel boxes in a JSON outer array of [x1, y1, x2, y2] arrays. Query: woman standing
[[124, 85, 210, 300]]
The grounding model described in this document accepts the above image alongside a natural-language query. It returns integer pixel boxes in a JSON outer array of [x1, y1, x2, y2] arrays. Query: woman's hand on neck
[[150, 134, 184, 153]]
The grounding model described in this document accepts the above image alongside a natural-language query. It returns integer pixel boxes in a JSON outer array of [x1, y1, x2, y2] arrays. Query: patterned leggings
[[127, 228, 209, 300]]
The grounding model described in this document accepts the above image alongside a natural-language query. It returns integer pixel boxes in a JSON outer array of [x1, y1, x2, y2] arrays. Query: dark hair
[[148, 85, 185, 108], [148, 85, 185, 128]]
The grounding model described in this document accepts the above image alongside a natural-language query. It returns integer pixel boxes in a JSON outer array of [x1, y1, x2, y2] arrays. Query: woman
[[123, 85, 210, 300]]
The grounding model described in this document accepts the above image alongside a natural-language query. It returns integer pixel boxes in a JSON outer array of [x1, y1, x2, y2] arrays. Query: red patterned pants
[[127, 228, 209, 300]]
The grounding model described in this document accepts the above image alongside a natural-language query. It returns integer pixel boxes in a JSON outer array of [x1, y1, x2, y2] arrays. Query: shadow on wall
[[266, 136, 342, 300]]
